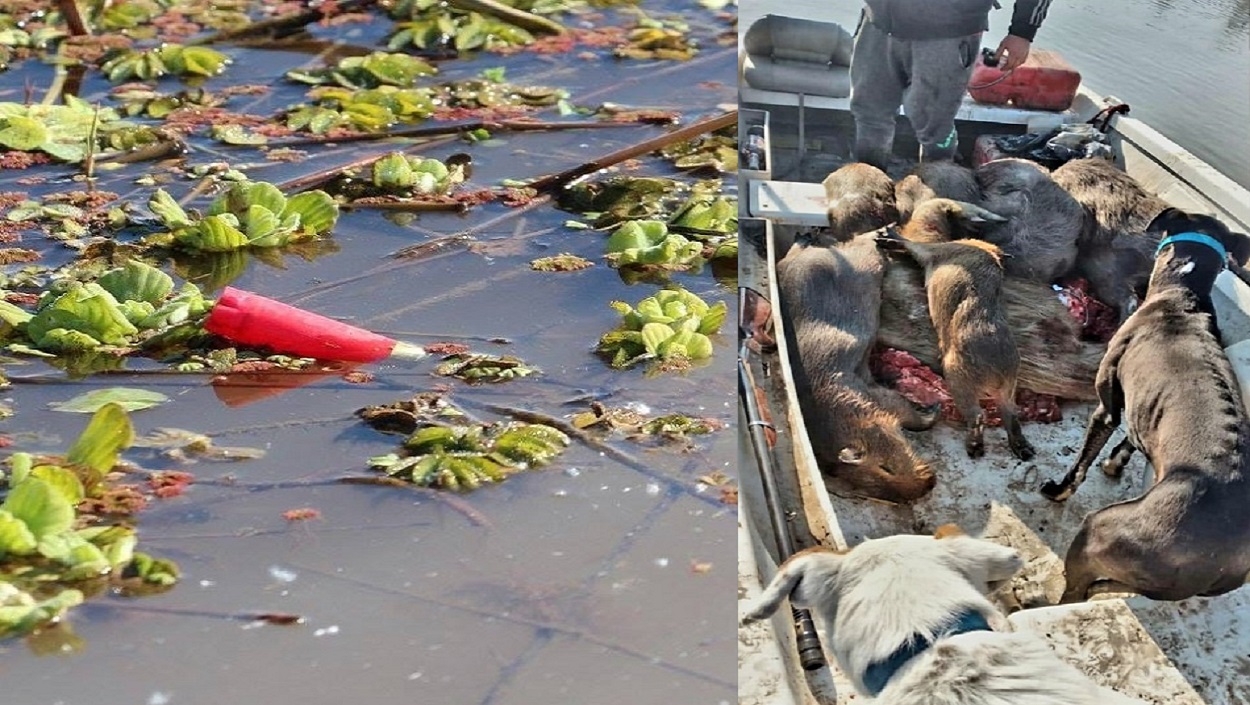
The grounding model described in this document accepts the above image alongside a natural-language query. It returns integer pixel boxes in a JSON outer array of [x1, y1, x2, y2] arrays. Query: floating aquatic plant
[[360, 395, 569, 491], [370, 153, 465, 196], [0, 404, 180, 641], [100, 44, 231, 83], [605, 220, 704, 270], [369, 422, 570, 491], [569, 402, 722, 445], [659, 128, 738, 173], [0, 98, 129, 163], [388, 13, 535, 54], [667, 193, 737, 236], [0, 259, 212, 358], [530, 253, 593, 272], [286, 52, 437, 89], [597, 286, 726, 370], [148, 181, 339, 253], [434, 353, 539, 383], [614, 17, 698, 61]]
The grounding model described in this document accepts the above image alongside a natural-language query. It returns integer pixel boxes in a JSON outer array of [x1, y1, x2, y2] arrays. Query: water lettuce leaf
[[65, 403, 135, 476], [50, 388, 170, 413]]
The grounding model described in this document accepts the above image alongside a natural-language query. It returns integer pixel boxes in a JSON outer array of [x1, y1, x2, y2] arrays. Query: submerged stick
[[275, 135, 462, 193], [525, 110, 737, 192], [447, 0, 566, 35], [57, 0, 91, 36], [84, 602, 303, 625], [267, 119, 628, 149]]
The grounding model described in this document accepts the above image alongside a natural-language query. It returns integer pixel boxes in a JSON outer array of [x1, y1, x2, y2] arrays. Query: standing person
[[850, 0, 1054, 169]]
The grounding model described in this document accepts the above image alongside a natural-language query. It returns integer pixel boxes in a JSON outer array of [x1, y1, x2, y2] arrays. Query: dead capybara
[[776, 232, 938, 502], [821, 163, 900, 244], [877, 258, 1105, 401], [897, 197, 1007, 243], [1051, 158, 1250, 324], [895, 161, 983, 225], [876, 230, 1035, 460], [974, 158, 1086, 283]]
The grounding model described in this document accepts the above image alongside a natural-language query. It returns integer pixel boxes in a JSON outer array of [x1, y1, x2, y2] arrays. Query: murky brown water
[[0, 6, 737, 703]]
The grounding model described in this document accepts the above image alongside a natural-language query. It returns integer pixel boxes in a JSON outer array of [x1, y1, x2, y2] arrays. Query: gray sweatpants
[[849, 18, 982, 169]]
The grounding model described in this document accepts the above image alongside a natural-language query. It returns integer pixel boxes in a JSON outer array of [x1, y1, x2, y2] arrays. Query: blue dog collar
[[861, 609, 992, 696], [1156, 232, 1227, 263]]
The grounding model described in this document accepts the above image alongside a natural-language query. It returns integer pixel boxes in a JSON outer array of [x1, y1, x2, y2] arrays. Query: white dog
[[740, 527, 1149, 705]]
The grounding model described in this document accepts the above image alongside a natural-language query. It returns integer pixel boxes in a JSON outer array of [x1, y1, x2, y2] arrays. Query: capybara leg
[[1041, 404, 1117, 501], [1101, 437, 1135, 478], [998, 396, 1035, 461], [949, 381, 985, 459], [867, 384, 941, 431]]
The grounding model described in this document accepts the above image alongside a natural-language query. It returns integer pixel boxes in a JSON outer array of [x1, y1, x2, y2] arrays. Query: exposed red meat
[[1054, 277, 1119, 342], [870, 347, 1062, 425]]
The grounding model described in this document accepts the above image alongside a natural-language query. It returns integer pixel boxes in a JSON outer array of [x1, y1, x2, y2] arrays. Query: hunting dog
[[1041, 209, 1250, 602], [741, 528, 1149, 705]]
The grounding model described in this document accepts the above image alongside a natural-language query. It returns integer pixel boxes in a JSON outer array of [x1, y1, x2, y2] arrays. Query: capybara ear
[[838, 446, 867, 464], [933, 524, 966, 539]]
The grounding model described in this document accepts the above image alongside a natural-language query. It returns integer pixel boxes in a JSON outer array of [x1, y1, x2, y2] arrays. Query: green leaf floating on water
[[25, 283, 139, 351], [1, 476, 75, 541], [434, 354, 538, 383], [50, 387, 170, 413], [605, 220, 705, 270], [101, 44, 231, 83], [0, 115, 48, 151], [151, 182, 339, 253], [0, 405, 179, 641], [66, 403, 135, 477], [370, 153, 464, 196], [0, 584, 84, 641], [97, 260, 175, 306], [597, 287, 727, 371], [362, 396, 569, 491], [286, 51, 437, 89]]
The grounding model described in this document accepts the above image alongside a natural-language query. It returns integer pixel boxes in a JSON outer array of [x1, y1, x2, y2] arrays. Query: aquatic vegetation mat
[[1, 404, 180, 641], [359, 394, 570, 491], [597, 286, 727, 371]]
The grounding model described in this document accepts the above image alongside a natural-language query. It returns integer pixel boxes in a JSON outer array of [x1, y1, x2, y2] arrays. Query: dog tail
[[741, 549, 830, 625]]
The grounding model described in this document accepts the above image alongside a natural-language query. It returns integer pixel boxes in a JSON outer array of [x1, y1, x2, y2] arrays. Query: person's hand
[[994, 35, 1032, 71]]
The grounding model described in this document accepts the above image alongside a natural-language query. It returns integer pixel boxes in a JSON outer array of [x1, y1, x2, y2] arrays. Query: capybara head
[[900, 198, 1006, 243], [820, 406, 936, 503], [822, 163, 899, 244]]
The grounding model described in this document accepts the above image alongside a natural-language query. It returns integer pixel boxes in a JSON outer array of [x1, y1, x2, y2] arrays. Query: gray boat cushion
[[740, 15, 854, 98]]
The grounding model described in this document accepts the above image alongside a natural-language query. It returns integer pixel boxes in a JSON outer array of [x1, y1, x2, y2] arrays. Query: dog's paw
[[1040, 479, 1073, 502]]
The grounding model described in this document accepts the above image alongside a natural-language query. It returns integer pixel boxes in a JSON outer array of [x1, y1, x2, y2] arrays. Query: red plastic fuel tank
[[968, 49, 1081, 112]]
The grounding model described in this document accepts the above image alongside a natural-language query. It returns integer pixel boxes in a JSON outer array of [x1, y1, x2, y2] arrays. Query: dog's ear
[[933, 524, 966, 539], [1226, 231, 1250, 267], [938, 536, 1024, 586]]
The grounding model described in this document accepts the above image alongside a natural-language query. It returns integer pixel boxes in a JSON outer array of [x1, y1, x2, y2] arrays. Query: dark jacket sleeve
[[1009, 0, 1053, 41]]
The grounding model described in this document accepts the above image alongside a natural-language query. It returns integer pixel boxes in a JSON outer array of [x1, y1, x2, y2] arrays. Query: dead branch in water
[[524, 110, 737, 192], [57, 0, 90, 36], [189, 0, 379, 45]]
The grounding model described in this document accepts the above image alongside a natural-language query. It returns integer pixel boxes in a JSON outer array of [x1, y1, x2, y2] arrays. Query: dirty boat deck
[[736, 10, 1250, 702]]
